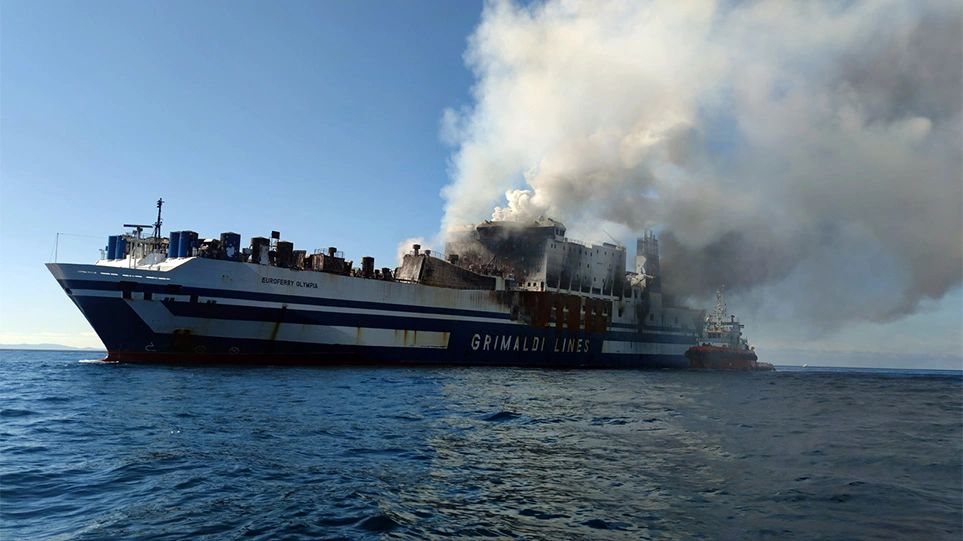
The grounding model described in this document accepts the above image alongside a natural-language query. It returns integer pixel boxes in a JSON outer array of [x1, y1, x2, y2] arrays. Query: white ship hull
[[47, 257, 697, 368]]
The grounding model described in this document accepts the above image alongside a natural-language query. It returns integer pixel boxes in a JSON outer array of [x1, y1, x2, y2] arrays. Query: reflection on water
[[397, 369, 699, 538]]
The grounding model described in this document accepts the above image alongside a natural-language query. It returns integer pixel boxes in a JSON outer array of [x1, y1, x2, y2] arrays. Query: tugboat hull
[[685, 345, 773, 370]]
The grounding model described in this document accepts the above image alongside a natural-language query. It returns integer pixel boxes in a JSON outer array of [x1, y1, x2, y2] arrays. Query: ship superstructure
[[704, 287, 751, 350], [48, 201, 708, 368]]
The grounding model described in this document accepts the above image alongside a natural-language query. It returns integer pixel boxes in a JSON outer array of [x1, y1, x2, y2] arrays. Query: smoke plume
[[440, 0, 962, 328]]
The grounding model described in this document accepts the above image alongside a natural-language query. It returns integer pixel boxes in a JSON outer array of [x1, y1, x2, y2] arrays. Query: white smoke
[[491, 188, 548, 221], [440, 0, 962, 327], [396, 237, 428, 266]]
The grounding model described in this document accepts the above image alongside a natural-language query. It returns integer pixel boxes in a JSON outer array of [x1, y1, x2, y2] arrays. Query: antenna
[[123, 224, 153, 238], [714, 285, 727, 325], [121, 198, 164, 249], [601, 228, 621, 247]]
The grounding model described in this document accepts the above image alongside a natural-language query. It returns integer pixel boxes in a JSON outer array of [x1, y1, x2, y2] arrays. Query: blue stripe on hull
[[156, 301, 693, 345], [59, 278, 512, 321], [65, 288, 692, 369], [61, 276, 700, 338], [69, 295, 159, 352]]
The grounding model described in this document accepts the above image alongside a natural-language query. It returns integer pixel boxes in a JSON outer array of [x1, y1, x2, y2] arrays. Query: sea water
[[1, 350, 960, 540]]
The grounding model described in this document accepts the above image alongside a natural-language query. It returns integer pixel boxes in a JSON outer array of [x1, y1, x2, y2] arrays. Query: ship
[[47, 199, 714, 368], [685, 287, 773, 370]]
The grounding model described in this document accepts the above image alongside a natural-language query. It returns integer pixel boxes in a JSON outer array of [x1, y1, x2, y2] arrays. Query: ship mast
[[714, 285, 727, 327], [153, 198, 164, 252]]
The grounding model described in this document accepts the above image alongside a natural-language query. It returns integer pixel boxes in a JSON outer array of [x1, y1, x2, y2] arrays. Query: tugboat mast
[[714, 285, 727, 326]]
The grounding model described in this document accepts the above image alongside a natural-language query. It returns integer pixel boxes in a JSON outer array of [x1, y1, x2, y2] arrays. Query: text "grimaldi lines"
[[470, 333, 591, 353]]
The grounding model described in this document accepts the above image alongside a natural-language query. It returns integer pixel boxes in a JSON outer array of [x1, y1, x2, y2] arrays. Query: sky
[[1, 0, 961, 369]]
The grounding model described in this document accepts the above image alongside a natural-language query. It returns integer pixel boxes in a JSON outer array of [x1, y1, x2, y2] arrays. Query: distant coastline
[[766, 348, 963, 371], [0, 344, 105, 351]]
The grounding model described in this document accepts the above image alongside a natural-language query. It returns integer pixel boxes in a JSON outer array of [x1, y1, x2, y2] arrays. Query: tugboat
[[686, 287, 774, 371]]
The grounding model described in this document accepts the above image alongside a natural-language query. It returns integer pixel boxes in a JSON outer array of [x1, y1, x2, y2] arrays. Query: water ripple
[[0, 352, 960, 540]]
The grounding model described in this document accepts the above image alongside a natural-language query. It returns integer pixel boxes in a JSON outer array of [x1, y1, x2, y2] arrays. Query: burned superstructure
[[433, 219, 703, 337], [443, 219, 625, 297]]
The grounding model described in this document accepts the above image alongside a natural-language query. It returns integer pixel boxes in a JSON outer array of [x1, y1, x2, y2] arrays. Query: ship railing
[[565, 238, 592, 248], [50, 232, 111, 264]]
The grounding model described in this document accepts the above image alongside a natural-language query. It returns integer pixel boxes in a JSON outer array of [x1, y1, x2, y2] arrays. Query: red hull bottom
[[685, 346, 773, 371]]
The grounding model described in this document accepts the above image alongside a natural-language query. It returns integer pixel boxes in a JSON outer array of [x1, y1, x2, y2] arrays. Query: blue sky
[[2, 1, 481, 347], [2, 1, 960, 368]]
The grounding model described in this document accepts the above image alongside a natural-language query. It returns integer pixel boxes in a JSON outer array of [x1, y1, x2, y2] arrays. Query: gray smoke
[[440, 0, 962, 328]]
